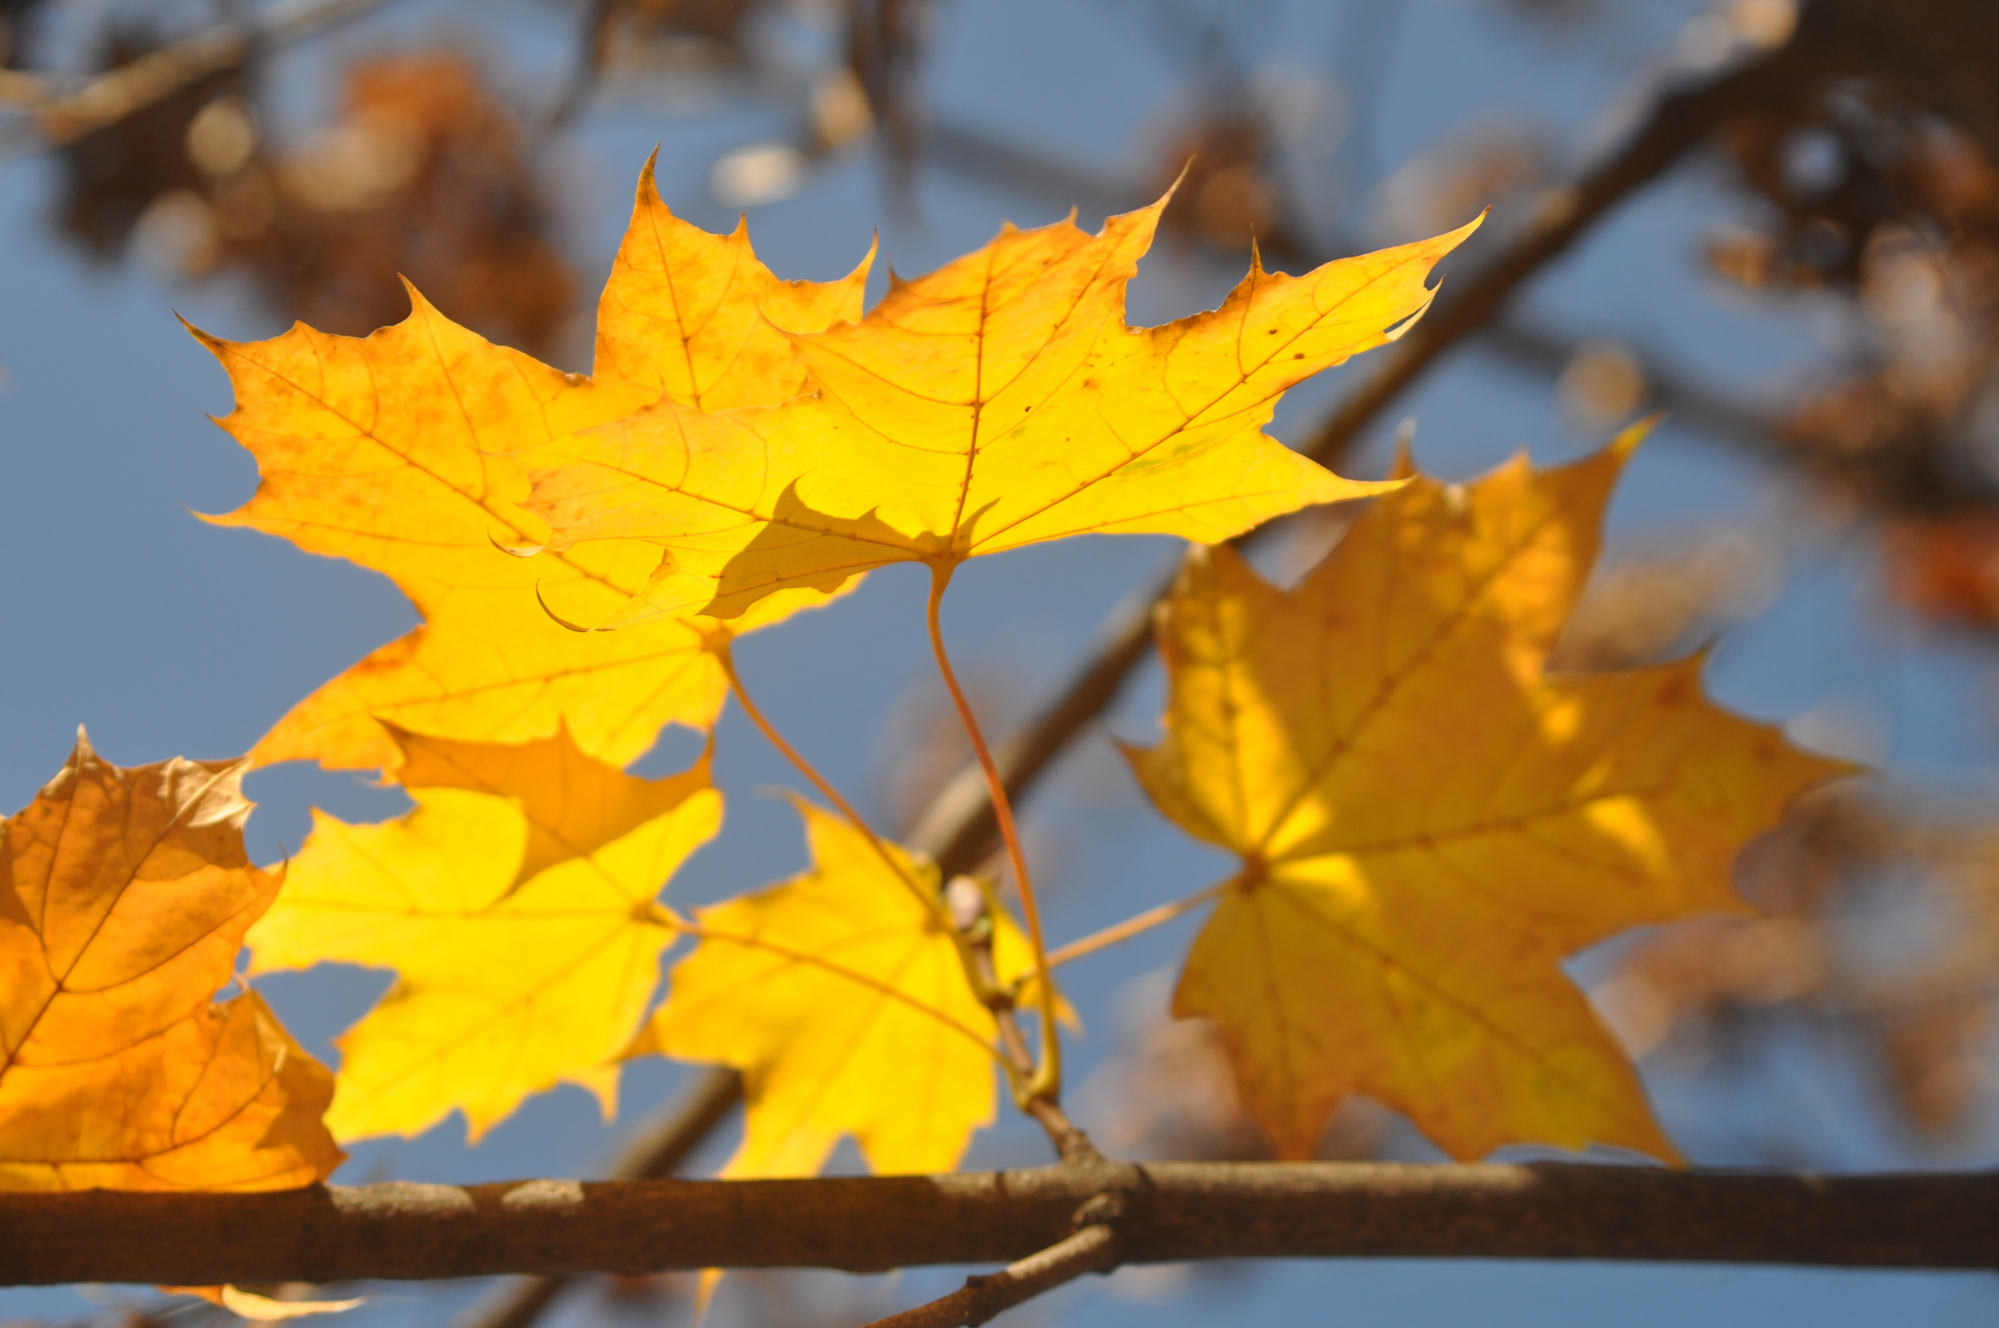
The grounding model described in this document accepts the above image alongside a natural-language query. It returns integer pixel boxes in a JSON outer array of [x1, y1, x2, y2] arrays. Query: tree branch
[[3, 1162, 1992, 1286], [863, 1224, 1119, 1328], [453, 1067, 743, 1328]]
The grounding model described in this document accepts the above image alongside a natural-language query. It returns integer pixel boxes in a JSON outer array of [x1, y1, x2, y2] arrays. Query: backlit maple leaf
[[1126, 437, 1851, 1161], [636, 800, 1038, 1177], [0, 734, 341, 1191], [246, 725, 720, 1142], [526, 201, 1479, 625], [198, 158, 868, 775]]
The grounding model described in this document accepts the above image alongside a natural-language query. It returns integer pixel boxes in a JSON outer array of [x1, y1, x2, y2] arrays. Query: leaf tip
[[395, 274, 432, 318], [1387, 417, 1420, 480], [1609, 412, 1661, 461]]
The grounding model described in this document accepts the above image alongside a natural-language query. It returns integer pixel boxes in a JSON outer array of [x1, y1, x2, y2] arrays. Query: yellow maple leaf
[[1124, 436, 1851, 1162], [592, 156, 875, 411], [0, 733, 342, 1191], [198, 158, 869, 775], [635, 800, 1036, 1177], [526, 201, 1481, 625], [246, 725, 720, 1142]]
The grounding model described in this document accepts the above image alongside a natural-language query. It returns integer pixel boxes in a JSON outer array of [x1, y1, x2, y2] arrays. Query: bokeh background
[[4, 0, 1999, 1324]]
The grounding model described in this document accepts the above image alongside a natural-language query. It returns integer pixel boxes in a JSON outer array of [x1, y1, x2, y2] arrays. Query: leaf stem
[[925, 562, 1063, 1103], [1046, 874, 1242, 968], [715, 641, 948, 925]]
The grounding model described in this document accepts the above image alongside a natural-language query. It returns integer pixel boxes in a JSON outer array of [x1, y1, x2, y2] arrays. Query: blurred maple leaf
[[525, 200, 1478, 625], [197, 160, 868, 776], [635, 801, 1038, 1176], [0, 734, 341, 1191], [1124, 436, 1850, 1161], [247, 725, 720, 1142]]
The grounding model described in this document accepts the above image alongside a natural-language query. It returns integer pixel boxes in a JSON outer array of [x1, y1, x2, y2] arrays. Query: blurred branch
[[1479, 320, 1782, 461], [6, 1161, 1994, 1285], [1289, 36, 1818, 471], [0, 68, 49, 106], [906, 567, 1169, 874], [541, 0, 617, 133], [926, 119, 1142, 220], [1481, 319, 1999, 514], [16, 0, 393, 147]]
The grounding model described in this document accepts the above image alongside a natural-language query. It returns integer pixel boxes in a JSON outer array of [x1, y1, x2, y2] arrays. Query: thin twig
[[861, 1223, 1119, 1328], [945, 878, 1096, 1155]]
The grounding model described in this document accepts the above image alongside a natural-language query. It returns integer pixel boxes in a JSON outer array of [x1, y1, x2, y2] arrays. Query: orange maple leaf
[[0, 734, 342, 1191], [1125, 436, 1852, 1161], [196, 158, 868, 775]]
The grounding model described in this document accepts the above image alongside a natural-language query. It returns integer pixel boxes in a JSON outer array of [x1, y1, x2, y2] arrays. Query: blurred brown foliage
[[53, 27, 246, 259], [1710, 80, 1999, 617], [1155, 111, 1282, 253], [1597, 787, 1999, 1144], [1529, 516, 1999, 1145], [55, 38, 575, 358]]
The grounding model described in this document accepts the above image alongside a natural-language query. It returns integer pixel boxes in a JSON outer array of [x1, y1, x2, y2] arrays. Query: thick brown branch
[[454, 1067, 743, 1328], [3, 1162, 1993, 1286]]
